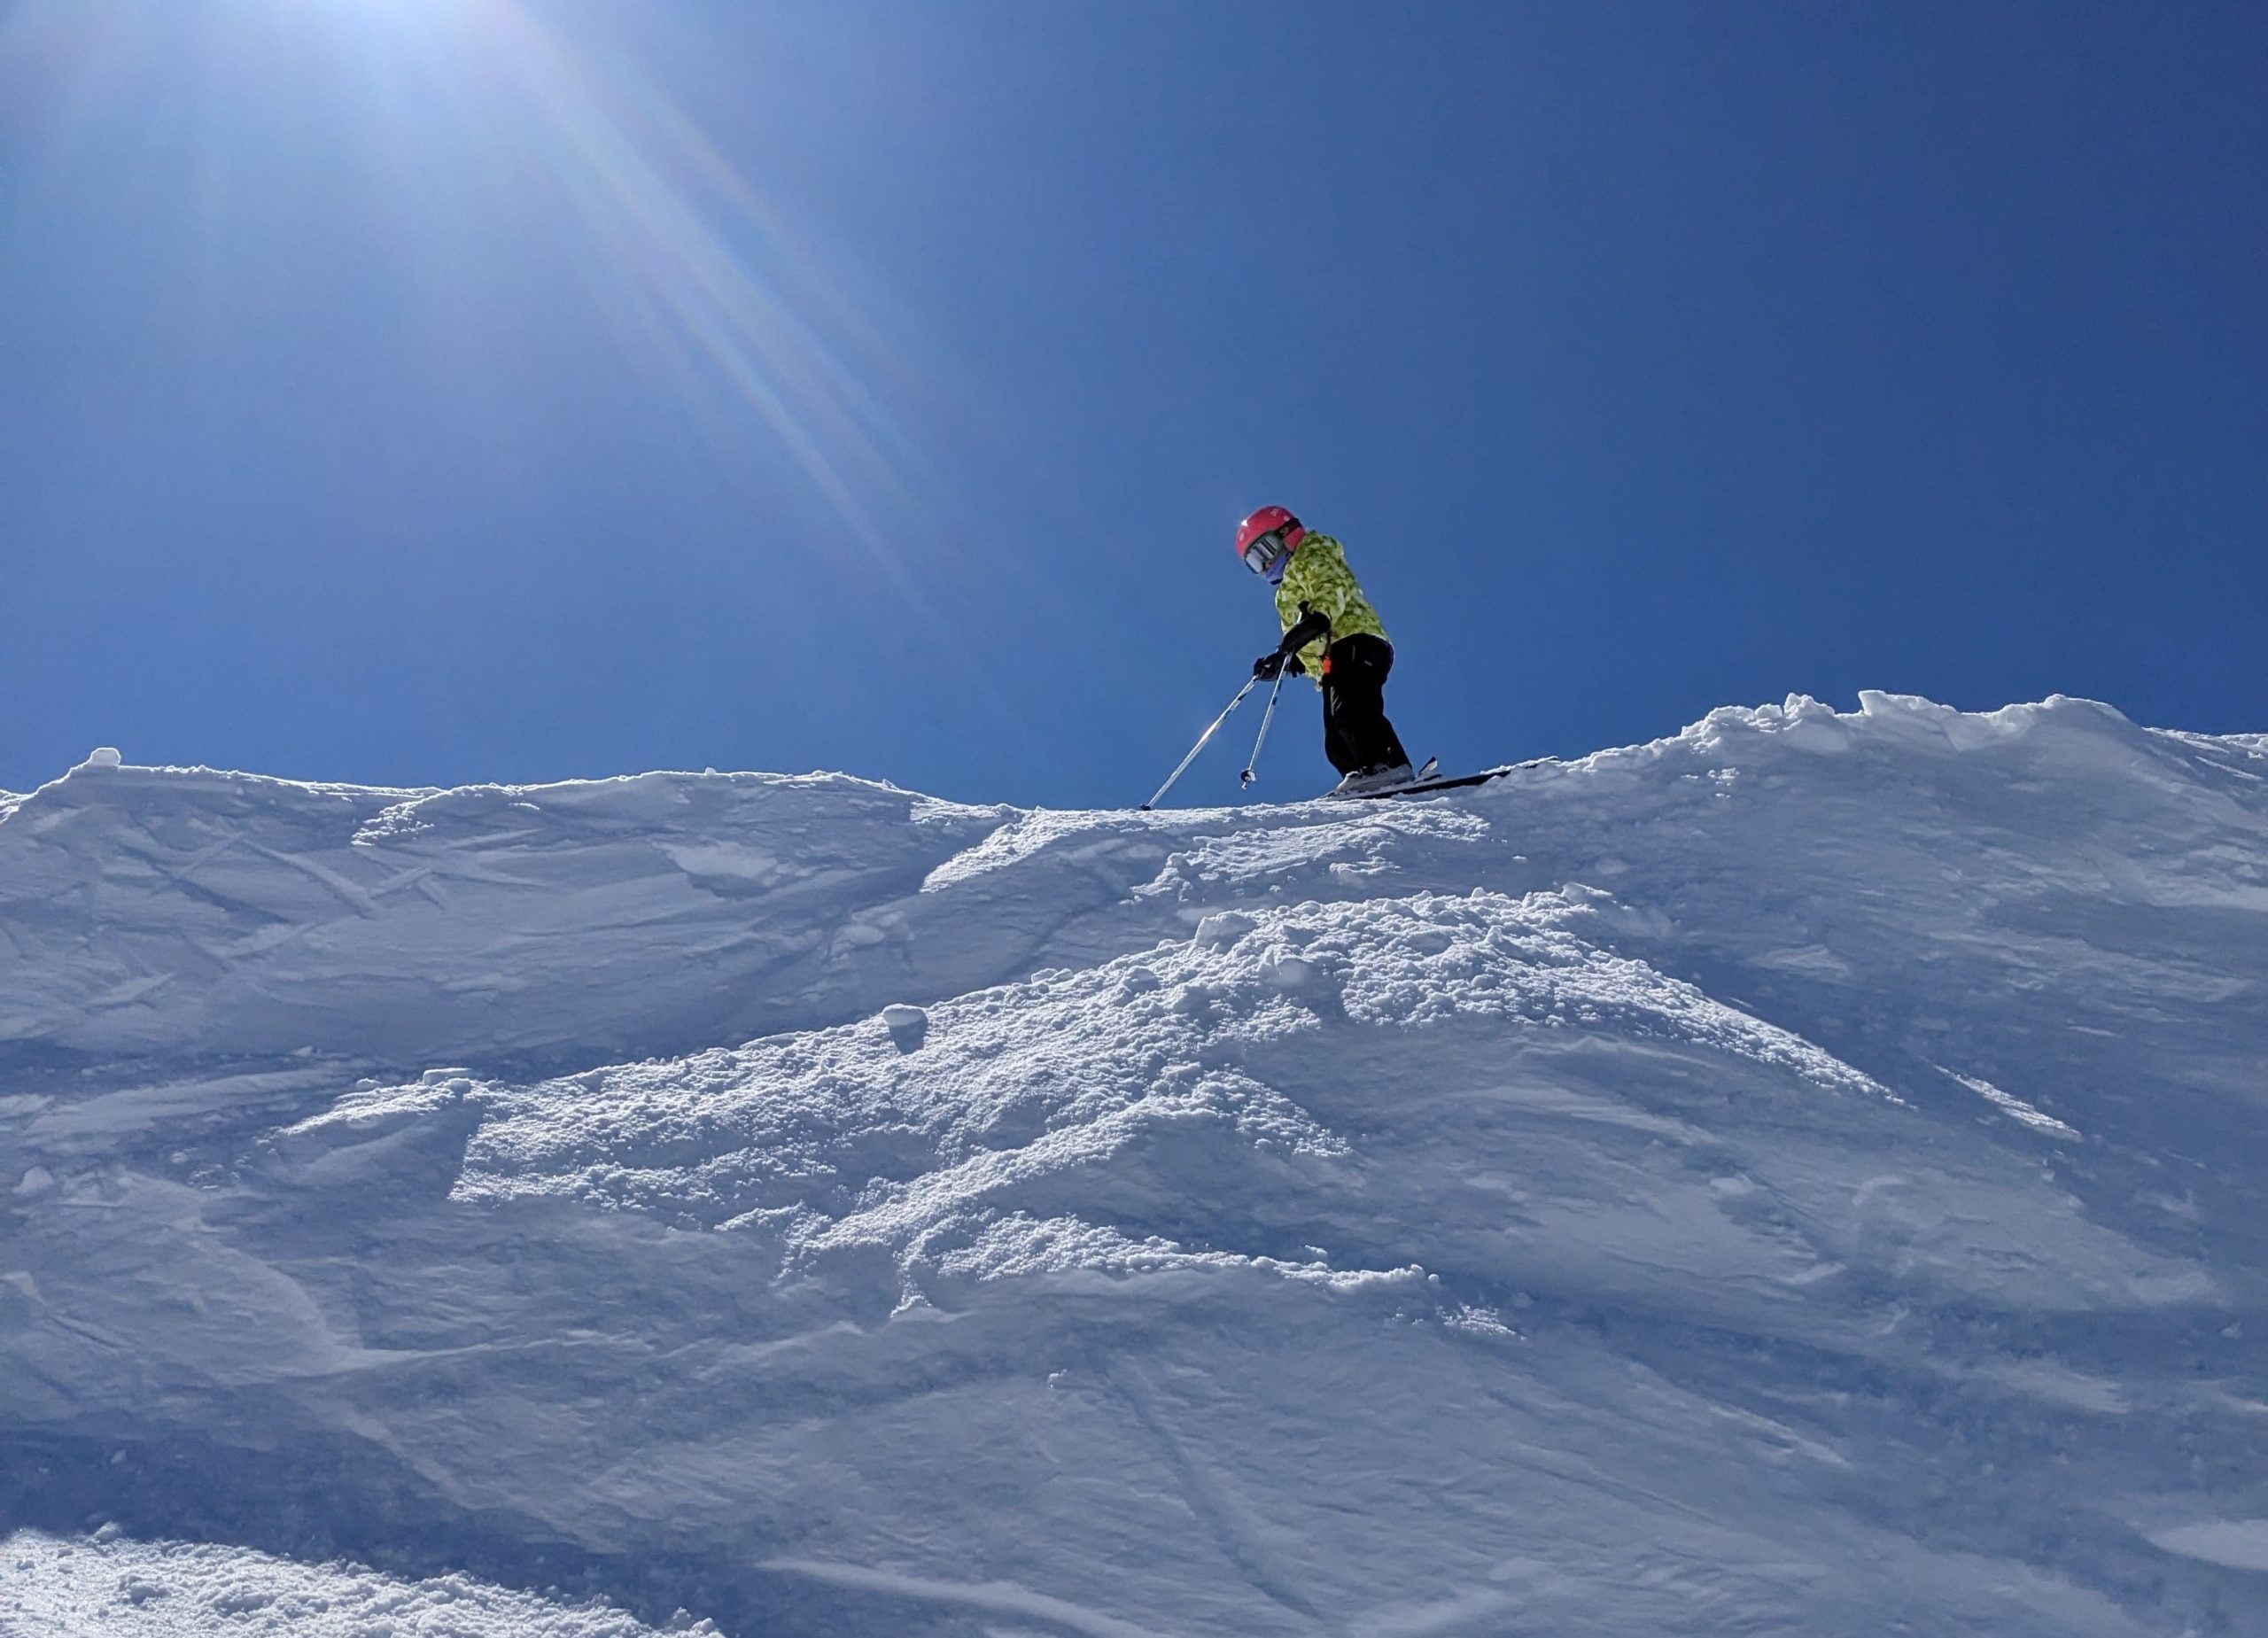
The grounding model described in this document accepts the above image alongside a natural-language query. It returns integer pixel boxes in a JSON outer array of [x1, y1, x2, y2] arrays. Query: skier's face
[[1243, 528, 1292, 584]]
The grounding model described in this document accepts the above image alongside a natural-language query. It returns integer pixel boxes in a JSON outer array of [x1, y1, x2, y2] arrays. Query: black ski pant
[[1320, 634, 1410, 775]]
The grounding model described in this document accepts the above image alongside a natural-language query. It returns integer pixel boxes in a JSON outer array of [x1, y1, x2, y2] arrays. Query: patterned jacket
[[1274, 532, 1389, 684]]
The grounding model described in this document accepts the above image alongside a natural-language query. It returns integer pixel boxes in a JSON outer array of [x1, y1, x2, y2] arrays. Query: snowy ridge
[[4, 694, 2267, 1635], [0, 764, 1014, 1069]]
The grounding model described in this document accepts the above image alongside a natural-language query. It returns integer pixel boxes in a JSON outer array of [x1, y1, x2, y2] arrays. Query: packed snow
[[4, 693, 2265, 1635], [1, 1529, 715, 1636]]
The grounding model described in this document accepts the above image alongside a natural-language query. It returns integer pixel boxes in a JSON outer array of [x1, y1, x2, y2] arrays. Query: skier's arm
[[1277, 606, 1331, 656], [1254, 606, 1328, 678]]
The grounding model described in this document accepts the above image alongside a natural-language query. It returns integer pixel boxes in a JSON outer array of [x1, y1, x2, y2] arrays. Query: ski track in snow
[[4, 694, 2267, 1635]]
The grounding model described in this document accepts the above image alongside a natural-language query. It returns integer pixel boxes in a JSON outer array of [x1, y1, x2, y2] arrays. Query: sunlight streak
[[463, 4, 933, 592], [3, 0, 990, 657], [0, 0, 954, 607]]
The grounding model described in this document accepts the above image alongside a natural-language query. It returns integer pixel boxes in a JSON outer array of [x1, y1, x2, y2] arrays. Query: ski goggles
[[1242, 527, 1293, 578]]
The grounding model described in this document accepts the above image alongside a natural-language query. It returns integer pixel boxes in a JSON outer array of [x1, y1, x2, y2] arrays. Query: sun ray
[[455, 3, 946, 605], [5, 0, 1001, 676], [37, 0, 966, 621]]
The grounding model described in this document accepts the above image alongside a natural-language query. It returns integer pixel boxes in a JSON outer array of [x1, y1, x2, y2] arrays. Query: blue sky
[[4, 1, 2262, 808]]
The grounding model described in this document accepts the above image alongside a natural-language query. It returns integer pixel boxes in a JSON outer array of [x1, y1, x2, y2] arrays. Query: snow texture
[[0, 1529, 714, 1636], [4, 693, 2266, 1636]]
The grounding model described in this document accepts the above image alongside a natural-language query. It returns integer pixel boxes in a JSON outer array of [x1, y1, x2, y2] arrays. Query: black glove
[[1253, 649, 1307, 681]]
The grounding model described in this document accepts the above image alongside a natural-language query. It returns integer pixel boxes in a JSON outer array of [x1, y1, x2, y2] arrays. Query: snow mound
[[4, 695, 2267, 1636], [0, 1529, 713, 1636]]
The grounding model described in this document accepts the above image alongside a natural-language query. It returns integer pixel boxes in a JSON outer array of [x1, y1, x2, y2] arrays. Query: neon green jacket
[[1275, 532, 1388, 683]]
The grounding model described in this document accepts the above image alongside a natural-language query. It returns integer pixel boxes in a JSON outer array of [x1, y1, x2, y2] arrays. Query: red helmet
[[1235, 506, 1304, 577]]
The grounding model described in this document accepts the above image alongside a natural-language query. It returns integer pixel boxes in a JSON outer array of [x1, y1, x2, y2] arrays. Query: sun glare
[[447, 4, 939, 601], [2, 0, 945, 609]]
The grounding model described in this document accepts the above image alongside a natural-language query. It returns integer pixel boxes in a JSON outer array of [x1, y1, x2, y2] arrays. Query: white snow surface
[[4, 692, 2267, 1635], [1, 1528, 715, 1636]]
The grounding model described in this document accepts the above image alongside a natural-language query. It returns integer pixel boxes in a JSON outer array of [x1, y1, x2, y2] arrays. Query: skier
[[1235, 506, 1418, 796]]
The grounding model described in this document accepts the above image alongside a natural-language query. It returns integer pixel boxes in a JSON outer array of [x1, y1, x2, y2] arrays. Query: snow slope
[[4, 694, 2265, 1635], [2, 1529, 716, 1637]]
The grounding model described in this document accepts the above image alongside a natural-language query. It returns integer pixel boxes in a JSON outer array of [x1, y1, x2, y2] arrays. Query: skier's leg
[[1324, 636, 1410, 772], [1321, 668, 1360, 775], [1324, 644, 1370, 771]]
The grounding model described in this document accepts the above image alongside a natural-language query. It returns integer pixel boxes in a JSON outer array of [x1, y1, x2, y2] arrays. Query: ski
[[1340, 757, 1551, 800]]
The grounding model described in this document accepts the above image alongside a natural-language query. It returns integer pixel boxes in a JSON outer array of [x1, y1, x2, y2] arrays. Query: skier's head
[[1235, 506, 1303, 586]]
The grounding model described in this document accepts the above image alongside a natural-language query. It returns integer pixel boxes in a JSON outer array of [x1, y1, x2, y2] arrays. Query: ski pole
[[1239, 664, 1288, 788], [1140, 675, 1259, 811]]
